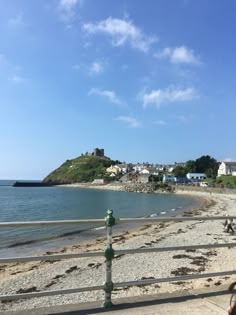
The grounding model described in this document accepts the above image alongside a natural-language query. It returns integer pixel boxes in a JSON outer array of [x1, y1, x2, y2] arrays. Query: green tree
[[185, 160, 196, 173], [172, 166, 186, 177], [195, 155, 218, 176]]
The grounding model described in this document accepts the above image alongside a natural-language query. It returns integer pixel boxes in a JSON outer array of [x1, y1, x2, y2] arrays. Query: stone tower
[[93, 148, 104, 157]]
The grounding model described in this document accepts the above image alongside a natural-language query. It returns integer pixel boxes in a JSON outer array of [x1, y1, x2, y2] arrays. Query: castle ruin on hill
[[93, 148, 104, 157], [83, 148, 105, 157]]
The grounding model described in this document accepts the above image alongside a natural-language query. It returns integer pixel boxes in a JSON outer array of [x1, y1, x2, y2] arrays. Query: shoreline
[[0, 183, 201, 256], [0, 188, 236, 312]]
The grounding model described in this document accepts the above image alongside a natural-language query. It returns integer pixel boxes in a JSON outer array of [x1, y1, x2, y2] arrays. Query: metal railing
[[0, 211, 235, 308]]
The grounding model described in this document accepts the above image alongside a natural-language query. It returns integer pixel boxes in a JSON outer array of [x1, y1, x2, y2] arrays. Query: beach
[[0, 185, 236, 313]]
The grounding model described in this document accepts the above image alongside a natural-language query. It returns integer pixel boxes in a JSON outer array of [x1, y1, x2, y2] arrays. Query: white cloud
[[155, 46, 200, 65], [83, 17, 157, 52], [88, 88, 123, 105], [89, 62, 104, 75], [57, 0, 81, 22], [116, 116, 141, 128], [142, 87, 198, 108]]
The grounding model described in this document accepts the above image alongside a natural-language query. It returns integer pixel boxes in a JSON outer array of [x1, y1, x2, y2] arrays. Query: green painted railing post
[[103, 209, 115, 308]]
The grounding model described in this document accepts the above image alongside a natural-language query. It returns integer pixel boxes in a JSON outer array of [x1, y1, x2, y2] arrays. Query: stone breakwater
[[123, 182, 174, 193], [59, 182, 174, 193]]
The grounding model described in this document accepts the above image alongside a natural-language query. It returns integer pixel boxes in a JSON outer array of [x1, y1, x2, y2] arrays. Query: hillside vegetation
[[208, 175, 236, 187], [43, 155, 113, 184]]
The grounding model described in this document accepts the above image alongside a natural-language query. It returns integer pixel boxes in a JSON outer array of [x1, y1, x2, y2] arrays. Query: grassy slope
[[43, 155, 113, 184], [209, 175, 236, 186]]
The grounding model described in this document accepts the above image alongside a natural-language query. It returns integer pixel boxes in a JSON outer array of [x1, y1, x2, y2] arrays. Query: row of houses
[[105, 162, 183, 177], [89, 149, 236, 177], [92, 161, 236, 185], [106, 161, 236, 177], [101, 162, 236, 186], [163, 173, 207, 184]]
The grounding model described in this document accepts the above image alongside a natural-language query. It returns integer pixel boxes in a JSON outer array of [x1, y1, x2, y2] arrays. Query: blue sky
[[0, 0, 236, 179]]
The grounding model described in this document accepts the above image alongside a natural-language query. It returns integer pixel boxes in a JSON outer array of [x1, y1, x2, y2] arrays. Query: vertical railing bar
[[103, 209, 115, 308]]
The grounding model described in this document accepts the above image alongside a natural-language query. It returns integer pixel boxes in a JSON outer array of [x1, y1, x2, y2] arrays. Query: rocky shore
[[60, 181, 174, 193]]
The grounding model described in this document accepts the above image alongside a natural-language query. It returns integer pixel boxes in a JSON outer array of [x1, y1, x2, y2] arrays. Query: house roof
[[187, 172, 206, 176]]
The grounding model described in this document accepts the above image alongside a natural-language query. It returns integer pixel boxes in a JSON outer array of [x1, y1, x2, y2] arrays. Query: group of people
[[224, 215, 235, 234]]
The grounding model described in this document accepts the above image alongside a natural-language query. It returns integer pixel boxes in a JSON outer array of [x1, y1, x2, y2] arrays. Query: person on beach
[[226, 218, 235, 234], [224, 216, 229, 230]]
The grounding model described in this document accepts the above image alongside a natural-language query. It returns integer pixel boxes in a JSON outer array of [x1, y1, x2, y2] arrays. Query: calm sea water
[[0, 180, 201, 257]]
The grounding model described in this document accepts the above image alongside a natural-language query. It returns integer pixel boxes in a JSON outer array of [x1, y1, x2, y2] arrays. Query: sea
[[0, 180, 201, 258]]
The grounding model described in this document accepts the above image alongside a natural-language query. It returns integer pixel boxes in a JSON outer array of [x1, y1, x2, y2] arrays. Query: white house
[[133, 164, 145, 172], [117, 164, 129, 174], [140, 168, 150, 174], [163, 175, 177, 183], [186, 173, 206, 180], [218, 161, 236, 176]]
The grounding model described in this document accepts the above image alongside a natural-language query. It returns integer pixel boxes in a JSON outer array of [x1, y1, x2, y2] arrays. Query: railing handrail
[[0, 219, 104, 227], [0, 242, 236, 264], [0, 211, 234, 309], [0, 215, 234, 227]]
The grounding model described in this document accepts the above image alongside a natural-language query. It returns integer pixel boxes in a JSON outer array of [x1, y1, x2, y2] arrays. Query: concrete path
[[2, 286, 231, 315]]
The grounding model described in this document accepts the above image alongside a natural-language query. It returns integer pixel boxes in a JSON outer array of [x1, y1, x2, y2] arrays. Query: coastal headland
[[0, 184, 236, 313]]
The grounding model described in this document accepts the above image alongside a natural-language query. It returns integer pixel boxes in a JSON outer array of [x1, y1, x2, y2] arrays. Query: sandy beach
[[0, 185, 236, 313]]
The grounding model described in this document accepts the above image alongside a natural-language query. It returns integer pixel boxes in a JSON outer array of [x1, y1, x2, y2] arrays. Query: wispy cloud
[[116, 116, 141, 128], [174, 114, 188, 122], [142, 86, 198, 108], [7, 14, 25, 29], [0, 54, 26, 84], [72, 64, 80, 71], [8, 74, 26, 84], [154, 120, 167, 126], [172, 114, 196, 124], [89, 62, 104, 75], [88, 88, 123, 105], [57, 0, 81, 23], [154, 46, 200, 65], [83, 17, 157, 52], [88, 62, 104, 75], [72, 61, 104, 75]]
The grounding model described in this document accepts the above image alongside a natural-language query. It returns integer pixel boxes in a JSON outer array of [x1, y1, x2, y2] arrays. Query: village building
[[217, 161, 236, 176], [106, 165, 122, 175], [186, 173, 206, 181]]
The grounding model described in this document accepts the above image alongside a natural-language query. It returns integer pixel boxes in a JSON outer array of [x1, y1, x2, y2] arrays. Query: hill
[[43, 155, 114, 185]]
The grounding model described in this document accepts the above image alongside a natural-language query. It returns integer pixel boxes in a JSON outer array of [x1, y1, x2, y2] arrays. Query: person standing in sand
[[226, 218, 235, 234]]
